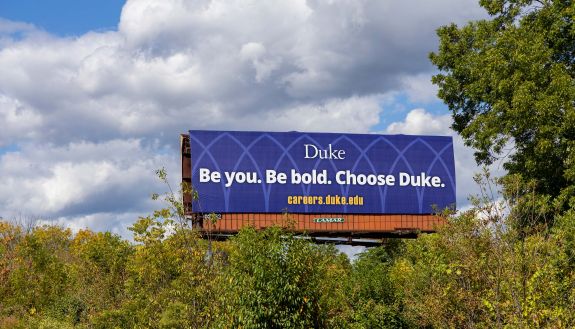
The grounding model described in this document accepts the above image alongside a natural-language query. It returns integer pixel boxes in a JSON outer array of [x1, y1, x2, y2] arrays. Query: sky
[[0, 0, 498, 239]]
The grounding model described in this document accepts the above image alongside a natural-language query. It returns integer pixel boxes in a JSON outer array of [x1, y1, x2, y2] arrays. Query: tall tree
[[430, 0, 575, 207]]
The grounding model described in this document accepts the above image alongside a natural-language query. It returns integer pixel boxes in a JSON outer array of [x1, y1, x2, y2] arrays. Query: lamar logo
[[313, 217, 345, 223]]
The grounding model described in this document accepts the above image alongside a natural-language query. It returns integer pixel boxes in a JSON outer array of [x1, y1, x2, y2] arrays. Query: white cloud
[[0, 95, 43, 145], [0, 0, 485, 147], [213, 95, 386, 133], [0, 0, 489, 233], [386, 108, 451, 135], [0, 139, 177, 219], [400, 73, 440, 104], [240, 42, 281, 83]]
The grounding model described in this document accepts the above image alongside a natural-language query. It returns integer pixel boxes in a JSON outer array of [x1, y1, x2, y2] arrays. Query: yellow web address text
[[287, 195, 364, 206]]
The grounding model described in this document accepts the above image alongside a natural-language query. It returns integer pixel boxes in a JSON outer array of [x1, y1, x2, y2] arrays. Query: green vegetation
[[430, 0, 575, 212], [1, 170, 575, 328]]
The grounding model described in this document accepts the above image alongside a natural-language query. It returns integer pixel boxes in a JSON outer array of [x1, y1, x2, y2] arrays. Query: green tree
[[348, 242, 410, 329], [392, 173, 575, 328], [430, 0, 575, 209], [8, 225, 75, 322], [69, 230, 133, 318], [91, 168, 225, 328], [0, 222, 88, 327], [219, 226, 352, 328]]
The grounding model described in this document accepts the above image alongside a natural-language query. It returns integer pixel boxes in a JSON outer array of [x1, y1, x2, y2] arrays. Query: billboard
[[189, 130, 456, 214]]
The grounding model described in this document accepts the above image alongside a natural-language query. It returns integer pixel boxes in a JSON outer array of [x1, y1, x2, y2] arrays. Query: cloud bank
[[0, 0, 487, 235]]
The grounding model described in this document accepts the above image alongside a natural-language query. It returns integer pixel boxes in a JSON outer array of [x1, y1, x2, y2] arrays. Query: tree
[[70, 230, 133, 317], [91, 168, 225, 328], [430, 0, 575, 209], [392, 172, 575, 328], [348, 242, 410, 329], [219, 226, 352, 328]]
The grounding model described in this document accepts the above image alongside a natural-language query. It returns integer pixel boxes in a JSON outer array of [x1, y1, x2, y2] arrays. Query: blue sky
[[0, 0, 490, 238], [0, 0, 125, 36]]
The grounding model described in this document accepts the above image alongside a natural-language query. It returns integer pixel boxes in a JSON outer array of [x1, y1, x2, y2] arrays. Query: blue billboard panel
[[189, 130, 456, 214]]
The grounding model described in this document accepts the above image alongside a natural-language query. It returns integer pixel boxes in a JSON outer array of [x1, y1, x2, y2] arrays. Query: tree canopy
[[2, 173, 575, 328], [430, 0, 575, 207]]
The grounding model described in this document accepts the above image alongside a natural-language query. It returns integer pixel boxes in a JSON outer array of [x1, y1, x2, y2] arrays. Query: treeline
[[1, 177, 575, 328]]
